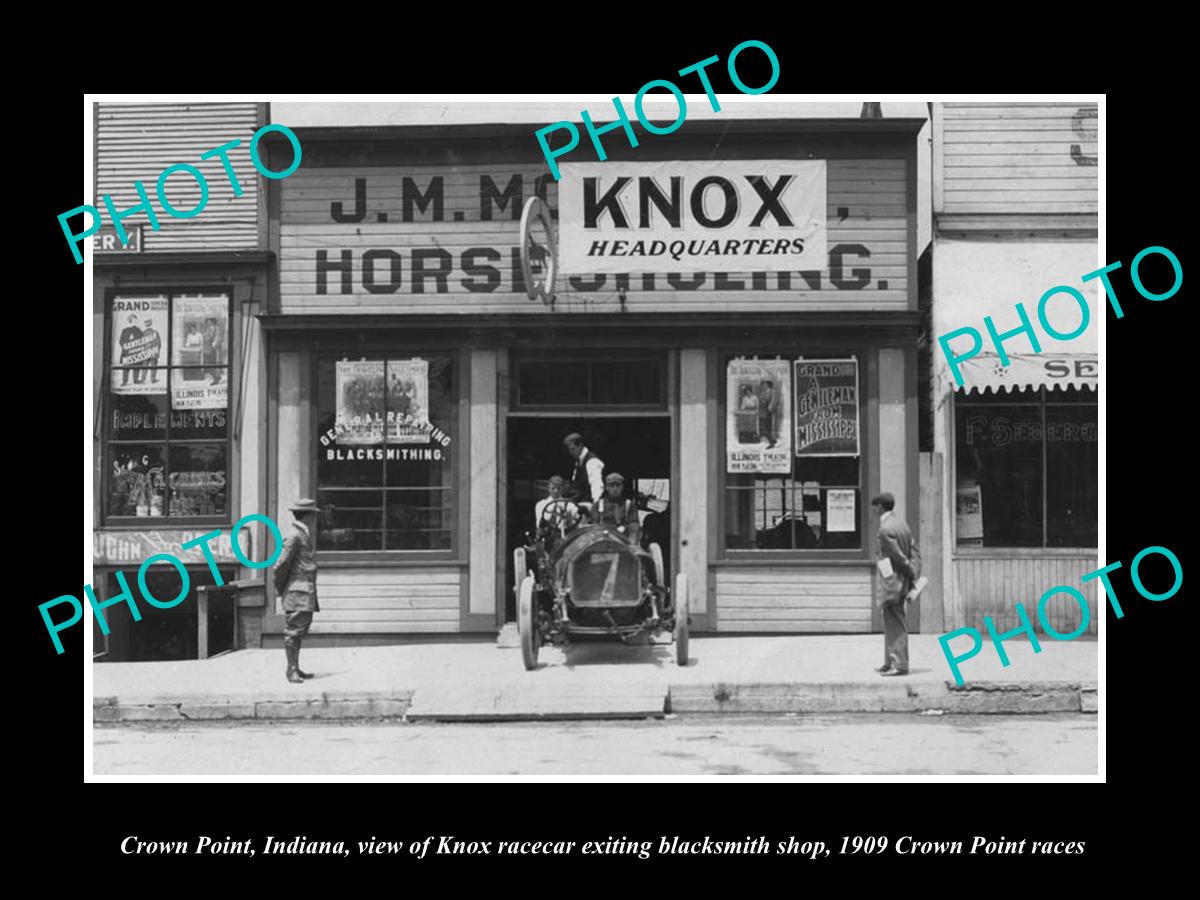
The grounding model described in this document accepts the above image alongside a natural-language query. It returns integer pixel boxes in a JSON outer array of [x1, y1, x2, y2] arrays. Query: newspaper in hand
[[876, 557, 894, 579]]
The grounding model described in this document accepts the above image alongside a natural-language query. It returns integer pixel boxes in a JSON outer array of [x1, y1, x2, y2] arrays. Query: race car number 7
[[590, 553, 620, 604]]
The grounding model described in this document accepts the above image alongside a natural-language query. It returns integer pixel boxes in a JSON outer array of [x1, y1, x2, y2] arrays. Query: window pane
[[317, 489, 384, 551], [386, 489, 453, 549], [109, 446, 166, 518], [956, 404, 1043, 547], [1046, 405, 1098, 547], [725, 480, 860, 549], [317, 355, 456, 552], [171, 295, 229, 366], [590, 361, 663, 405], [111, 391, 167, 441], [167, 444, 227, 517], [518, 361, 588, 405], [317, 358, 384, 487]]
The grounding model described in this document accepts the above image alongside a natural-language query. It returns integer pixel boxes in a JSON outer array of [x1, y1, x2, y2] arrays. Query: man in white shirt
[[534, 475, 579, 530], [563, 432, 605, 508]]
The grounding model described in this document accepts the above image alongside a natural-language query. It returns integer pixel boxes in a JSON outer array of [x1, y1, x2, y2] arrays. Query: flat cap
[[547, 475, 566, 487], [869, 492, 895, 510], [605, 472, 625, 485], [562, 432, 583, 446]]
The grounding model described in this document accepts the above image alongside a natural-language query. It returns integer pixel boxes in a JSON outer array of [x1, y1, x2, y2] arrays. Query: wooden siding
[[96, 103, 261, 252], [949, 554, 1098, 637], [278, 159, 910, 315], [715, 565, 873, 632], [937, 102, 1098, 216], [308, 567, 461, 634]]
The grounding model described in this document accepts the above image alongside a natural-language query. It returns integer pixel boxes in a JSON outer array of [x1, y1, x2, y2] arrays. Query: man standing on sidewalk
[[274, 498, 321, 683], [872, 492, 921, 676]]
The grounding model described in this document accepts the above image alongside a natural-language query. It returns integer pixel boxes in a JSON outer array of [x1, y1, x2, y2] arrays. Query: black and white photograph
[[79, 94, 1107, 781]]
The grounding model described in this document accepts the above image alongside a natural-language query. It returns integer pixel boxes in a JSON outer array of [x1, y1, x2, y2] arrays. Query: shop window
[[723, 355, 864, 552], [105, 293, 231, 522], [955, 386, 1097, 548], [316, 355, 455, 552]]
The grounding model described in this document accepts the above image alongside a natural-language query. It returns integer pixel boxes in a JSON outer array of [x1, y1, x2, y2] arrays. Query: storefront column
[[878, 348, 908, 517], [468, 349, 497, 622], [275, 350, 304, 539], [678, 349, 709, 629]]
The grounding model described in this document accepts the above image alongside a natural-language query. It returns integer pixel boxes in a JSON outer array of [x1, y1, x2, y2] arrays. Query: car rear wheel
[[518, 574, 539, 671], [674, 572, 689, 667], [649, 542, 664, 587]]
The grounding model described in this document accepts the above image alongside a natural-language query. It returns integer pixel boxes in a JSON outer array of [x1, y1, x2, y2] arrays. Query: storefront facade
[[930, 101, 1099, 635], [261, 111, 924, 641], [91, 102, 273, 660]]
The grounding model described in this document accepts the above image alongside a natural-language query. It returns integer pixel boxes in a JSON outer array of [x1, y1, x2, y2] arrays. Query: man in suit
[[273, 498, 321, 683], [872, 492, 921, 676], [758, 380, 781, 448]]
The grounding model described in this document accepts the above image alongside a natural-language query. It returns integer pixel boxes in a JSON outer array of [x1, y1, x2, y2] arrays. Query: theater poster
[[793, 359, 860, 457], [110, 295, 167, 396], [335, 359, 430, 445], [726, 359, 792, 474]]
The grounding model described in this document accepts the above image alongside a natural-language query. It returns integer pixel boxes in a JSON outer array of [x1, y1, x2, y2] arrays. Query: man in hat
[[563, 432, 605, 509], [595, 472, 640, 543], [871, 492, 921, 676], [757, 379, 782, 449], [273, 498, 321, 683]]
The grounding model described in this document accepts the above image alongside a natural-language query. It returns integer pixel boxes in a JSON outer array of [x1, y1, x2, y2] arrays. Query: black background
[[22, 27, 1189, 883]]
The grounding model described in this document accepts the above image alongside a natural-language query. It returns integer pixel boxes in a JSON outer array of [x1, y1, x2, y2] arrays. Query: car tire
[[513, 547, 528, 625], [649, 542, 665, 587], [519, 574, 539, 671], [674, 572, 689, 667]]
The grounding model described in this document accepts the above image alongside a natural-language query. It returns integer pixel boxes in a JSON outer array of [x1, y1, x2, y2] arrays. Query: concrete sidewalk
[[93, 635, 1098, 722]]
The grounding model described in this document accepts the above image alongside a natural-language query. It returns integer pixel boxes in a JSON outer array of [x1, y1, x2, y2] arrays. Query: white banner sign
[[558, 161, 827, 273]]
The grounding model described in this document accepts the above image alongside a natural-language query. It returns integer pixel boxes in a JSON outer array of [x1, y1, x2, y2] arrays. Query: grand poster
[[110, 296, 168, 395], [559, 161, 827, 273], [334, 359, 430, 445], [170, 295, 229, 410], [726, 359, 792, 474], [793, 359, 860, 457]]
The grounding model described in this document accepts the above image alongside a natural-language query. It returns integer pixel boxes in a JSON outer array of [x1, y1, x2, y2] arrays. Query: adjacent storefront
[[262, 113, 924, 640], [91, 101, 272, 660], [930, 101, 1100, 636]]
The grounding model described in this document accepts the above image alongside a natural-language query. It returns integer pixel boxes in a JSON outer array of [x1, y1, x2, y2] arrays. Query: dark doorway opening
[[504, 416, 671, 622]]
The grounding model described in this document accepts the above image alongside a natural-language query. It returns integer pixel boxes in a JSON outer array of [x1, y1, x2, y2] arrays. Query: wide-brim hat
[[290, 498, 319, 513]]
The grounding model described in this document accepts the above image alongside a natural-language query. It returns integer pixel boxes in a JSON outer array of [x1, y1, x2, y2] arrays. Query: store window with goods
[[104, 290, 231, 522], [723, 353, 865, 553], [315, 353, 457, 552], [954, 385, 1097, 549]]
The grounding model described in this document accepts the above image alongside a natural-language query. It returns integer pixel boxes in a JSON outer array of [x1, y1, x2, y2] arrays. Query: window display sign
[[957, 484, 984, 546], [793, 359, 860, 457], [334, 359, 431, 445], [170, 295, 229, 410], [826, 489, 856, 533], [111, 296, 167, 395], [726, 359, 792, 474]]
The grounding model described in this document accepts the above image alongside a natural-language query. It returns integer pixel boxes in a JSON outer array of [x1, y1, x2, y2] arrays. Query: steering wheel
[[539, 499, 580, 535]]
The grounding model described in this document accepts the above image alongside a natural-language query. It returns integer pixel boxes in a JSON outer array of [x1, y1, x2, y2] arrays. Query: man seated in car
[[595, 473, 640, 541], [534, 475, 580, 546]]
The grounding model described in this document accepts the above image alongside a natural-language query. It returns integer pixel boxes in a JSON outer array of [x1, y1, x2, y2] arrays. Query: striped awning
[[952, 352, 1097, 396]]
